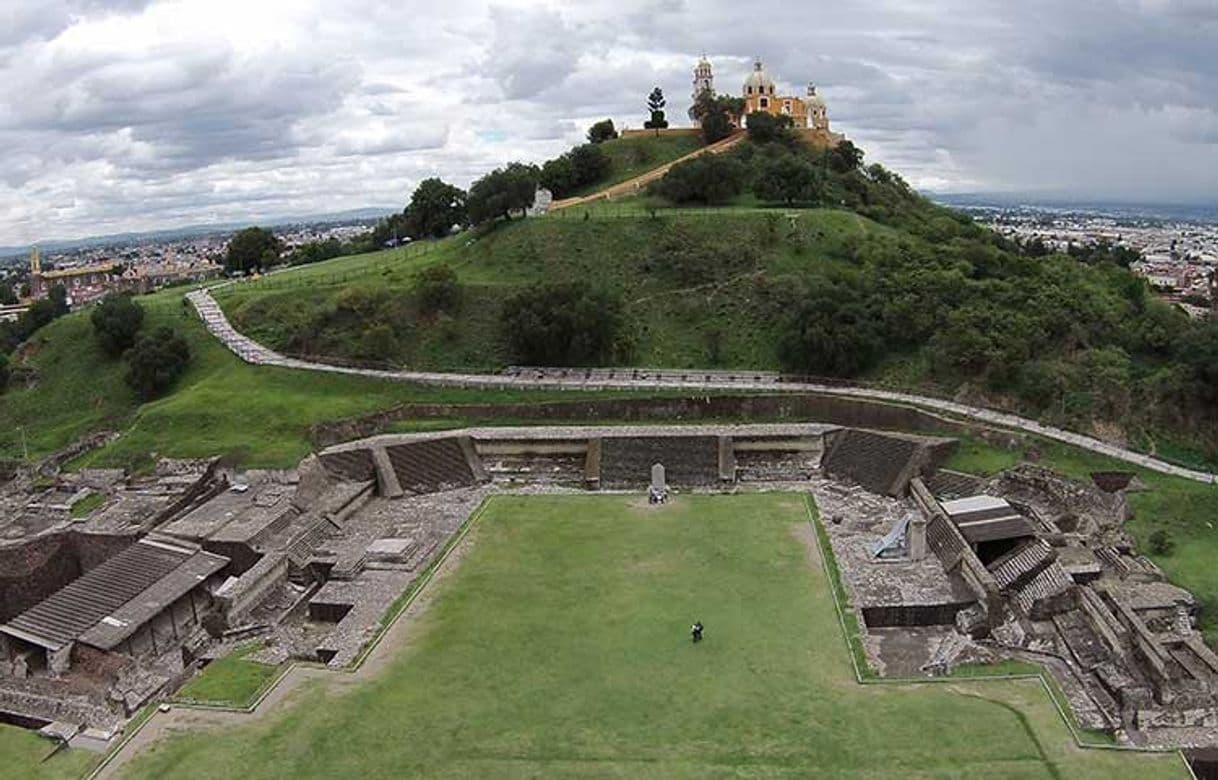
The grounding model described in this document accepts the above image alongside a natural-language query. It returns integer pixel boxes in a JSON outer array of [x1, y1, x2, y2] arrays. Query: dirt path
[[92, 524, 481, 779], [548, 132, 746, 210]]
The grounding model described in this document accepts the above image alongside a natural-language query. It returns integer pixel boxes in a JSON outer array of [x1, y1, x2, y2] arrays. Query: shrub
[[778, 279, 882, 377], [744, 111, 795, 144], [753, 153, 823, 205], [414, 265, 463, 316], [124, 327, 191, 400], [501, 282, 626, 366], [587, 119, 617, 144], [649, 154, 746, 205], [1148, 529, 1174, 556], [91, 294, 145, 357], [0, 352, 9, 393]]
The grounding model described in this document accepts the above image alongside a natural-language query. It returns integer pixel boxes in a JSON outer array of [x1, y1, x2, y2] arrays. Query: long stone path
[[186, 288, 1217, 485]]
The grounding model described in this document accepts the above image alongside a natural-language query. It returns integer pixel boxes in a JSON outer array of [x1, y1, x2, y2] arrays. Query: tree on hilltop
[[90, 293, 145, 357], [467, 162, 540, 224], [691, 91, 744, 144], [587, 119, 618, 144], [225, 227, 281, 274], [404, 177, 467, 239], [744, 111, 795, 145], [0, 282, 15, 306], [644, 87, 669, 132]]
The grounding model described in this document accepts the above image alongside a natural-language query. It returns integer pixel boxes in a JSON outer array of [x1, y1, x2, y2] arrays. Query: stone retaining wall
[[309, 393, 1006, 451]]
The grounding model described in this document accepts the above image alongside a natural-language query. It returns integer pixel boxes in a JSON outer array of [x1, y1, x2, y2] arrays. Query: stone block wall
[[599, 436, 720, 487]]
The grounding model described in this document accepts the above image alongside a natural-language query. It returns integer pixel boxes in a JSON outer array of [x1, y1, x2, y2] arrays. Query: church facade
[[690, 56, 840, 143]]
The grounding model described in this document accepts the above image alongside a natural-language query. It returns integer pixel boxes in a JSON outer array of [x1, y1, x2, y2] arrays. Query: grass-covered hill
[[0, 286, 653, 469], [216, 136, 1218, 465]]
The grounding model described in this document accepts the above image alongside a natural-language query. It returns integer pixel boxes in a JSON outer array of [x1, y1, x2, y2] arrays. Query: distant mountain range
[[0, 207, 398, 262]]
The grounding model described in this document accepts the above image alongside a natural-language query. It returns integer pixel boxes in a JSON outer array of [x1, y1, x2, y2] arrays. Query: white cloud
[[0, 0, 1216, 245]]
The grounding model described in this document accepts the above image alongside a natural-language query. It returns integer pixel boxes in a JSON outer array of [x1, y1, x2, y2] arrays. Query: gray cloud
[[1, 0, 1216, 245]]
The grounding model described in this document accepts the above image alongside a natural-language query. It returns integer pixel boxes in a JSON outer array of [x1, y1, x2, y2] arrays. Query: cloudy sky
[[2, 0, 1217, 245]]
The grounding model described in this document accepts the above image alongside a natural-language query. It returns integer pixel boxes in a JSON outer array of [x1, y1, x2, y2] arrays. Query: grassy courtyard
[[0, 723, 97, 780], [119, 493, 1184, 779]]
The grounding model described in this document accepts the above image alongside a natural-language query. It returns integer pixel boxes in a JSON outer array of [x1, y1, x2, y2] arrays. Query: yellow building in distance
[[690, 56, 843, 145]]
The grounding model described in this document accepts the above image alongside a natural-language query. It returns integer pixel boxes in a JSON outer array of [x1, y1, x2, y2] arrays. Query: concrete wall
[[311, 393, 1015, 450]]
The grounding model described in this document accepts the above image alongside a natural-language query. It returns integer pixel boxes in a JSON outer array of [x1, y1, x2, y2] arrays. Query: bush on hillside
[[289, 238, 346, 266], [778, 278, 882, 377], [691, 92, 744, 144], [753, 152, 824, 205], [91, 294, 145, 357], [828, 140, 864, 173], [501, 282, 626, 366], [403, 177, 467, 239], [413, 264, 463, 316], [225, 227, 281, 274], [587, 119, 618, 144], [0, 352, 9, 394], [745, 111, 796, 145], [1148, 529, 1174, 556], [467, 162, 540, 224], [125, 327, 191, 400], [649, 154, 746, 205], [540, 144, 611, 198]]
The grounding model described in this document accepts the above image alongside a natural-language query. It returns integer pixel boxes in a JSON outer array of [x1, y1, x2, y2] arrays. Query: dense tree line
[[539, 144, 611, 199], [501, 282, 627, 366]]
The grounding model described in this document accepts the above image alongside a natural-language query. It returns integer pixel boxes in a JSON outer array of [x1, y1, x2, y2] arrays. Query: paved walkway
[[187, 288, 1216, 485]]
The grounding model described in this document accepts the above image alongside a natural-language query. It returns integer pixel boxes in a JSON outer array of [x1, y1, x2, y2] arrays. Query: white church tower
[[689, 55, 714, 121]]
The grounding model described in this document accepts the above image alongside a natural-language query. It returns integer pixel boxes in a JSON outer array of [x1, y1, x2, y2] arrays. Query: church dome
[[743, 59, 774, 94], [805, 84, 826, 106]]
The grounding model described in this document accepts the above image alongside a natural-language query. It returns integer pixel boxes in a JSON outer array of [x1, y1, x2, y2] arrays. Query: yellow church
[[691, 56, 843, 144]]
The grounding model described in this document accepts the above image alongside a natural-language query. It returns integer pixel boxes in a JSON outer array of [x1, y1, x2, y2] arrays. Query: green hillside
[[564, 132, 703, 197], [215, 141, 1218, 462], [0, 285, 651, 468]]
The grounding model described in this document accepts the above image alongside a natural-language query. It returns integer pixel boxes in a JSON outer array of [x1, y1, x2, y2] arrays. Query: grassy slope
[[564, 133, 704, 198], [120, 494, 1183, 779], [222, 208, 885, 371], [0, 276, 656, 468], [0, 724, 97, 780]]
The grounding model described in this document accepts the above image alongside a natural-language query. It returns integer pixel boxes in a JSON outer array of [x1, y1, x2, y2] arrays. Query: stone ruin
[[3, 421, 1212, 755], [819, 453, 1218, 749]]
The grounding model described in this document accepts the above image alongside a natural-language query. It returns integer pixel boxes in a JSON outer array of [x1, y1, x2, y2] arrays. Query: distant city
[[937, 196, 1217, 316], [0, 215, 385, 320]]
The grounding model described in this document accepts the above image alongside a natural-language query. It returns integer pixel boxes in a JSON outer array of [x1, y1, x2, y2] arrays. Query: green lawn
[[0, 724, 97, 780], [120, 494, 1184, 779], [174, 643, 280, 707]]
